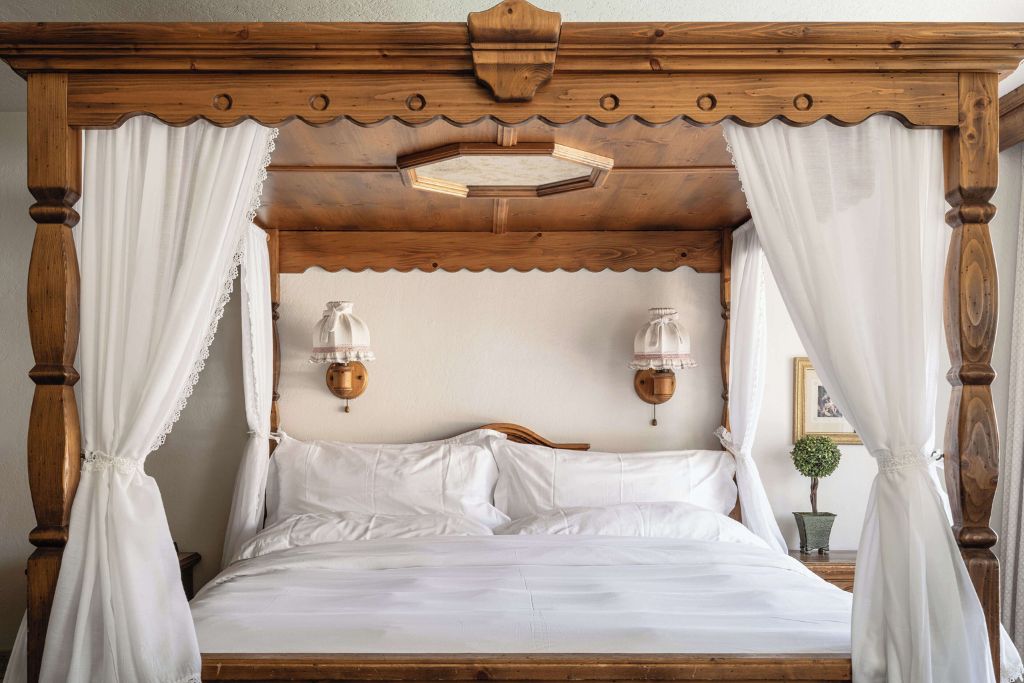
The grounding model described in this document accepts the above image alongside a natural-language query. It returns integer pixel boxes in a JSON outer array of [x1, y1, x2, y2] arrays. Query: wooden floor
[[201, 653, 853, 682]]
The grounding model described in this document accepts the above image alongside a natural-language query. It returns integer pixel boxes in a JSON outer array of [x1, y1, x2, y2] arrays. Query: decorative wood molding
[[1000, 84, 1024, 151], [25, 71, 82, 683], [2, 20, 1023, 75], [477, 423, 589, 450], [396, 142, 613, 198], [943, 71, 1001, 677], [468, 0, 561, 102], [61, 71, 962, 128], [199, 653, 853, 682], [278, 230, 723, 274]]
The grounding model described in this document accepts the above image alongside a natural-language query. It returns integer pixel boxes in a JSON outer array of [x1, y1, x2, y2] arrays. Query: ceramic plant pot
[[793, 511, 837, 553]]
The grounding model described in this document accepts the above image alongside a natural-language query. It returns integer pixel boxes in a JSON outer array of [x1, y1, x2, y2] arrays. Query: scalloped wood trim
[[278, 230, 723, 275], [63, 72, 959, 129], [477, 423, 590, 451]]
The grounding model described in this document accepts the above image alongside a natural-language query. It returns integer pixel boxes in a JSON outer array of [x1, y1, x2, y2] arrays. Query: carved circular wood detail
[[309, 94, 330, 111], [696, 94, 717, 112], [599, 94, 620, 111], [406, 94, 427, 111], [325, 361, 368, 400], [793, 93, 814, 111], [212, 93, 233, 111]]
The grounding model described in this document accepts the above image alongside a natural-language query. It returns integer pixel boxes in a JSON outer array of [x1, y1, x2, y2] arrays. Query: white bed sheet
[[191, 535, 851, 654]]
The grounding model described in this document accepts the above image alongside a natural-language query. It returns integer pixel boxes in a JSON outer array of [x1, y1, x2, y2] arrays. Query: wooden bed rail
[[7, 1, 1023, 680]]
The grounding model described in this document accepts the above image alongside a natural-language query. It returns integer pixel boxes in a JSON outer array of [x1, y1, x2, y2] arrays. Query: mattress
[[191, 534, 852, 654]]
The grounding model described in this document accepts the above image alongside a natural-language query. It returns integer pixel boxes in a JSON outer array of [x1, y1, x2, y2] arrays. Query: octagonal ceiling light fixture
[[397, 142, 614, 198]]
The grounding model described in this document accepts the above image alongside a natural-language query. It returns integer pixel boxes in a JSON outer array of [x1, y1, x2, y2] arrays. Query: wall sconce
[[629, 307, 697, 426], [310, 301, 375, 413]]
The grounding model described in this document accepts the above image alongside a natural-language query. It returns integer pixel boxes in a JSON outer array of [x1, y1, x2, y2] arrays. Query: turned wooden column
[[942, 70, 1000, 679], [720, 227, 733, 431], [267, 228, 281, 440], [25, 71, 82, 683]]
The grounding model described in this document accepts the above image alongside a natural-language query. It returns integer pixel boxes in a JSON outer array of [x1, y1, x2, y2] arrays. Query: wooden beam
[[278, 230, 723, 274], [200, 652, 853, 682], [1000, 84, 1024, 151], [62, 71, 961, 129], [2, 20, 1023, 75], [25, 71, 82, 683], [943, 70, 1001, 679]]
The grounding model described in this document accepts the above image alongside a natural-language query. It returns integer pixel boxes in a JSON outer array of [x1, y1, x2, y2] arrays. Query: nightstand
[[789, 549, 855, 592], [177, 550, 201, 600]]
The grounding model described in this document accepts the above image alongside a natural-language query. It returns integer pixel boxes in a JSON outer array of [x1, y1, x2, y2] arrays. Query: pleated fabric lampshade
[[310, 301, 375, 364], [628, 307, 697, 371]]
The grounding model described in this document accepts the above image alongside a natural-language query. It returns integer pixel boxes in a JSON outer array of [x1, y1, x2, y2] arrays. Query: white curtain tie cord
[[81, 450, 140, 474], [246, 430, 282, 443], [872, 446, 932, 474]]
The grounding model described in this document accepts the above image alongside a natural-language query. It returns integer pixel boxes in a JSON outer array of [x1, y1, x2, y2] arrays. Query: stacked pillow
[[254, 428, 749, 555]]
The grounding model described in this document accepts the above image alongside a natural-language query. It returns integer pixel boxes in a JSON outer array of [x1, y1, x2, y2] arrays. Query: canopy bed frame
[[2, 2, 1024, 681]]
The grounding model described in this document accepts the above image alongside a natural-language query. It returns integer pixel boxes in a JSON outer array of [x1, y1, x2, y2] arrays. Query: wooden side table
[[177, 550, 202, 600], [789, 549, 855, 592]]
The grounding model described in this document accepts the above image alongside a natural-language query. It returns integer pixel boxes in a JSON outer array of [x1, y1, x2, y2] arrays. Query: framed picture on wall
[[792, 357, 861, 445]]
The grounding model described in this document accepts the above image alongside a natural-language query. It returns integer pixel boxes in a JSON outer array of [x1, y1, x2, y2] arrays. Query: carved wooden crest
[[468, 0, 561, 102]]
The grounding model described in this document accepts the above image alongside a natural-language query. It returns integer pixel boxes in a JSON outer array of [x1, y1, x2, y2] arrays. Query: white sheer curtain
[[714, 220, 787, 554], [222, 224, 275, 567], [725, 117, 1022, 682], [4, 117, 277, 683], [1002, 148, 1024, 657]]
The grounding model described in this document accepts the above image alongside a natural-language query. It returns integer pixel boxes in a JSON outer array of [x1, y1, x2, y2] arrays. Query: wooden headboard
[[477, 423, 589, 451]]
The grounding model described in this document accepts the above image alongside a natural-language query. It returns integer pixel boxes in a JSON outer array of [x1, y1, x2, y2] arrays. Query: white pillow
[[497, 502, 766, 549], [236, 512, 493, 561], [492, 440, 737, 519], [266, 434, 509, 529]]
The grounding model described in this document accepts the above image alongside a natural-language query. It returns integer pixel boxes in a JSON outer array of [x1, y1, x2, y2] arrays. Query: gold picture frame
[[792, 357, 861, 445]]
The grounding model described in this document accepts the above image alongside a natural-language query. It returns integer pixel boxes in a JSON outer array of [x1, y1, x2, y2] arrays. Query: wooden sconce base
[[633, 369, 676, 404], [326, 361, 368, 412]]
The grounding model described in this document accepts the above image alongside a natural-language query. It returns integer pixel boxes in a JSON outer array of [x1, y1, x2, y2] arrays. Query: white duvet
[[191, 534, 852, 654]]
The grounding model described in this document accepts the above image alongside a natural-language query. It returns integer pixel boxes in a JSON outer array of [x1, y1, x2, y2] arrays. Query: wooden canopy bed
[[2, 2, 1024, 681]]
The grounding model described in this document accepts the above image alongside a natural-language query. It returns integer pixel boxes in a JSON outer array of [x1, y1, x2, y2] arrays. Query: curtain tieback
[[713, 426, 753, 462], [247, 430, 282, 443], [873, 446, 930, 474], [82, 450, 141, 474]]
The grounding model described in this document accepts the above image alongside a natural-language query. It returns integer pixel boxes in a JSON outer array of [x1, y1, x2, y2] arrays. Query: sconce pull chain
[[344, 399, 351, 414], [651, 404, 658, 427]]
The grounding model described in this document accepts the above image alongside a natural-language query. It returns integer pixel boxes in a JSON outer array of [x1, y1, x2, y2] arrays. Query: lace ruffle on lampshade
[[310, 301, 375, 364], [628, 307, 697, 371]]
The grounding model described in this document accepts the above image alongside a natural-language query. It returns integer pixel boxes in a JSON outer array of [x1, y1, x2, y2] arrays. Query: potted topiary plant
[[791, 434, 841, 554]]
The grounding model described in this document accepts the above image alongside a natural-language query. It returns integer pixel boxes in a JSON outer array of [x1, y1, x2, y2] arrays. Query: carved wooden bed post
[[25, 71, 82, 683], [267, 228, 281, 439], [943, 70, 1001, 678], [720, 227, 733, 431]]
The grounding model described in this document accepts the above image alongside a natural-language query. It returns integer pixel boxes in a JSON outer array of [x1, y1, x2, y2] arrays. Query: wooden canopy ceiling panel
[[259, 172, 495, 232], [503, 172, 747, 232], [269, 118, 734, 168], [258, 117, 746, 233]]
